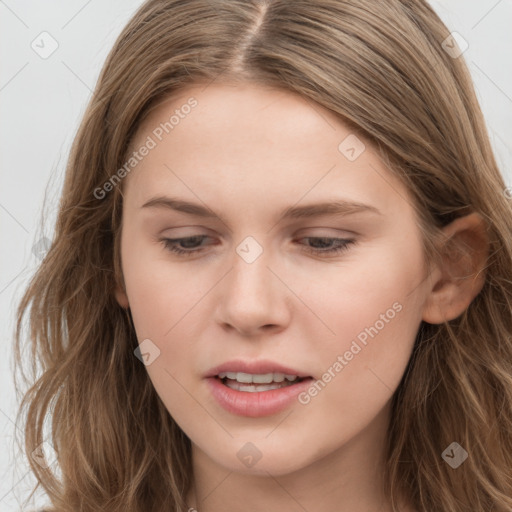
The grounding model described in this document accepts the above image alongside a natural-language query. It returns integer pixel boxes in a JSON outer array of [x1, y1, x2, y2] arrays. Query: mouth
[[204, 360, 315, 416], [215, 372, 311, 392], [207, 372, 315, 417]]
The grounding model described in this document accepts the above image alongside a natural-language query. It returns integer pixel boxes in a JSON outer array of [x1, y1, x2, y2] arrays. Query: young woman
[[13, 0, 512, 511]]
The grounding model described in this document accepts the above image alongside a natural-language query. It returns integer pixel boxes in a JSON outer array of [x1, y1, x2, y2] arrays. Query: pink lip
[[205, 359, 311, 379], [206, 376, 314, 417]]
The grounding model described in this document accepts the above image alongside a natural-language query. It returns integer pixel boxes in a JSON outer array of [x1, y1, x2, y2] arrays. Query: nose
[[214, 243, 291, 337]]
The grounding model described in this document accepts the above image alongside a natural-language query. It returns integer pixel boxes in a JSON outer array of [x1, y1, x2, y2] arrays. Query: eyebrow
[[141, 196, 382, 225]]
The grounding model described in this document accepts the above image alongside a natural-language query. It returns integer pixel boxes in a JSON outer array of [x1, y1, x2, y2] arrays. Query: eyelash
[[160, 235, 356, 258]]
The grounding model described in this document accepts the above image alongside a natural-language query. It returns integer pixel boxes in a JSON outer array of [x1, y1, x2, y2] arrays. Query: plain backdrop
[[1, 1, 511, 510]]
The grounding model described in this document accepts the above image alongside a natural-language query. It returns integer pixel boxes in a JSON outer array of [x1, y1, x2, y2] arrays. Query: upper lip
[[205, 359, 312, 378]]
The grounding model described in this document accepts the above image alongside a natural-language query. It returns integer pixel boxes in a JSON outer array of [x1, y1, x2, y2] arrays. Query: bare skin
[[115, 82, 489, 512]]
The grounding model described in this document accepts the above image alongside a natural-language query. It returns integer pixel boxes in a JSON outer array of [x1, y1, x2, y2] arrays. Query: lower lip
[[206, 376, 314, 417]]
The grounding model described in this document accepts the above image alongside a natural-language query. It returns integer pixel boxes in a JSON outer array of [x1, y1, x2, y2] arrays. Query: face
[[115, 82, 433, 476]]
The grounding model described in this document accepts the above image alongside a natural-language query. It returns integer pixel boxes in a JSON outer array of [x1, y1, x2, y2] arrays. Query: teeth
[[217, 371, 299, 384], [223, 380, 295, 392]]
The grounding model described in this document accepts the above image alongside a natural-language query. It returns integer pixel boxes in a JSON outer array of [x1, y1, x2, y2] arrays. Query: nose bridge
[[216, 235, 289, 333], [230, 235, 273, 302]]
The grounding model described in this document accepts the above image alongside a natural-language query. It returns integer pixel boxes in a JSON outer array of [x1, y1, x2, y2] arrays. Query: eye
[[160, 235, 356, 258], [296, 236, 356, 256], [161, 235, 213, 257]]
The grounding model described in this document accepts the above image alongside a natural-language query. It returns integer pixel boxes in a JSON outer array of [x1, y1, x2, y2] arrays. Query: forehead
[[134, 82, 347, 149], [123, 82, 413, 221]]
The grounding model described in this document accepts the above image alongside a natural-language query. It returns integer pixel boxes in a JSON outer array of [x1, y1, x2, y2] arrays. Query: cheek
[[296, 242, 424, 419], [122, 243, 196, 336], [313, 244, 424, 400], [122, 248, 211, 387], [297, 240, 422, 343], [122, 253, 207, 420]]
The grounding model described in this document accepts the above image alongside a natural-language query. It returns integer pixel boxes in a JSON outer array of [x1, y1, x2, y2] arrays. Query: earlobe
[[421, 212, 490, 325], [114, 282, 130, 309]]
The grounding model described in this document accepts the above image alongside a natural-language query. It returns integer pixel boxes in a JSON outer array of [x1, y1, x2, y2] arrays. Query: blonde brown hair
[[13, 0, 512, 510]]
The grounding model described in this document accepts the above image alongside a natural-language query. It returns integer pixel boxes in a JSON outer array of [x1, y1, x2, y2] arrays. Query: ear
[[421, 212, 490, 324], [114, 277, 130, 309]]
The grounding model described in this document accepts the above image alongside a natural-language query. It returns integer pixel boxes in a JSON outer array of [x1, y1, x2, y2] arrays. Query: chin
[[203, 442, 315, 477]]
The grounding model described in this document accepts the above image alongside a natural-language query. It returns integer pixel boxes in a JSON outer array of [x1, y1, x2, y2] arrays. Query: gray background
[[1, 1, 511, 510]]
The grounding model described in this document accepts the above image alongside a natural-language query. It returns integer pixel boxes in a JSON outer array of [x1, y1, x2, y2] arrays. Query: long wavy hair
[[12, 0, 512, 510]]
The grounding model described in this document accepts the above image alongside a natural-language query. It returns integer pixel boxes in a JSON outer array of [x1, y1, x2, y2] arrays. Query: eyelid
[[157, 227, 359, 248], [295, 227, 358, 236], [159, 233, 357, 259], [160, 225, 358, 236]]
